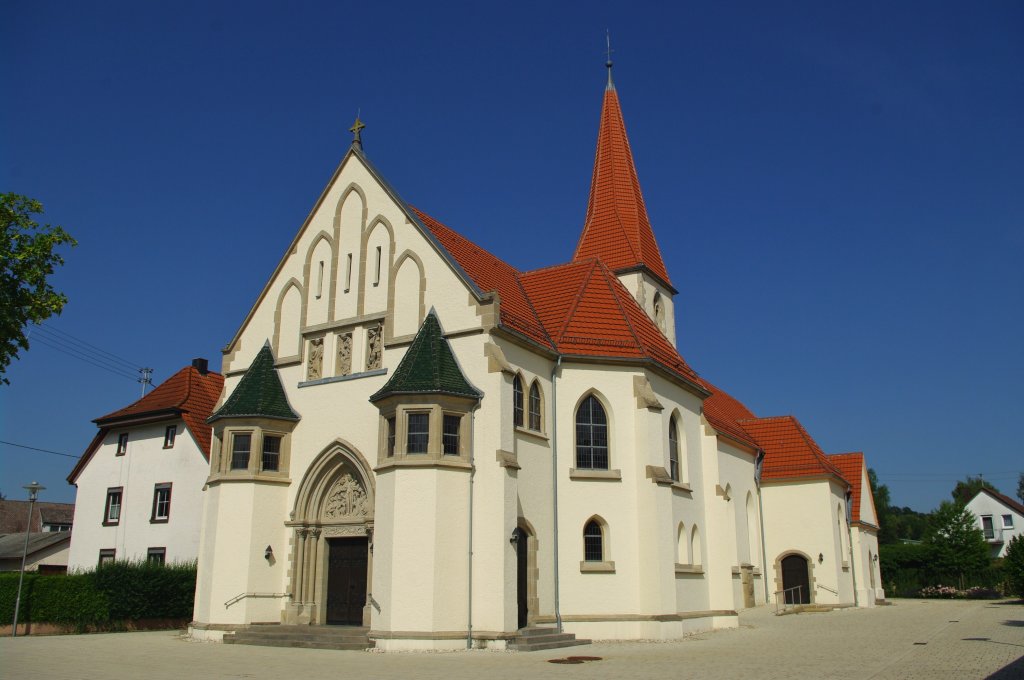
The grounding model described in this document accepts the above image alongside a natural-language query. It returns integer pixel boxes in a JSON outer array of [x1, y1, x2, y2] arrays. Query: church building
[[190, 62, 882, 650]]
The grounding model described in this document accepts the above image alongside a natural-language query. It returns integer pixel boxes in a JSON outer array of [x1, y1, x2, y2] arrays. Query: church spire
[[572, 61, 672, 288]]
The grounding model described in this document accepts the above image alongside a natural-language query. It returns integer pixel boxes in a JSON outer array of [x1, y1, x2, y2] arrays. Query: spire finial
[[349, 110, 365, 149], [605, 30, 615, 89]]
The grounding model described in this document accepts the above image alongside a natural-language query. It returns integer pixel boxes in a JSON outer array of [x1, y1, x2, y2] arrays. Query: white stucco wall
[[966, 492, 1023, 558], [761, 478, 855, 606], [68, 419, 209, 571]]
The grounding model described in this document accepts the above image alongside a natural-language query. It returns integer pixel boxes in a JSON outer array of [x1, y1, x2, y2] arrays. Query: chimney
[[192, 358, 209, 375]]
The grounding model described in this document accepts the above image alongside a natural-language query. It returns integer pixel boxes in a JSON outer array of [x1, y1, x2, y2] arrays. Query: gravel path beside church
[[2, 599, 1021, 679]]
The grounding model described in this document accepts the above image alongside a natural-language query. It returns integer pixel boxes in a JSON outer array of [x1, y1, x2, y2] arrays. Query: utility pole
[[138, 367, 153, 396]]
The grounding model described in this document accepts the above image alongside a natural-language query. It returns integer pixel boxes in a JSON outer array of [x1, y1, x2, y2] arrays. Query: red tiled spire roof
[[739, 415, 848, 484], [414, 207, 701, 390], [573, 83, 672, 287]]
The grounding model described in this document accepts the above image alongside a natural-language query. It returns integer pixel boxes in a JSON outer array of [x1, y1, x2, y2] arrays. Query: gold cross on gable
[[349, 116, 365, 146]]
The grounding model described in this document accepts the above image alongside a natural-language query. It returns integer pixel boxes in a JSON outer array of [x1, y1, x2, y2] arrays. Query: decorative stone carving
[[366, 322, 383, 370], [321, 524, 367, 537], [336, 332, 353, 376], [323, 473, 369, 519], [307, 337, 324, 380]]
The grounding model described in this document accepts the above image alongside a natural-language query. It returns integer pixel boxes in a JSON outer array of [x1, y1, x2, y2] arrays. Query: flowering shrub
[[918, 585, 960, 599], [918, 584, 1003, 599]]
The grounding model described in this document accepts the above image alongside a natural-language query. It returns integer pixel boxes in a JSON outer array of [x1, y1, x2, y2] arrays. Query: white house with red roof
[[966, 488, 1024, 558], [67, 359, 223, 570], [190, 62, 881, 649]]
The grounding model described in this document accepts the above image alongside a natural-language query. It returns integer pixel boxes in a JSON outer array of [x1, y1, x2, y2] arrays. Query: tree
[[869, 468, 895, 544], [1005, 535, 1024, 599], [0, 193, 76, 384], [1017, 472, 1024, 504], [951, 475, 997, 507], [925, 501, 990, 590]]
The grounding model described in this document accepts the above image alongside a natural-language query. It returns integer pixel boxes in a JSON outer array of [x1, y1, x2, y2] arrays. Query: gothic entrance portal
[[288, 442, 374, 626], [326, 537, 369, 625]]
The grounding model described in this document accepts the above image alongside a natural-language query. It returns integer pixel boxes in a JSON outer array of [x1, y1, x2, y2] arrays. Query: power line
[[27, 323, 154, 387], [38, 322, 141, 368], [0, 439, 80, 459]]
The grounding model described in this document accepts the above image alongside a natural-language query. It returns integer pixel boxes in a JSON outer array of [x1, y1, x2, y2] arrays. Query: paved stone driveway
[[2, 599, 1022, 680]]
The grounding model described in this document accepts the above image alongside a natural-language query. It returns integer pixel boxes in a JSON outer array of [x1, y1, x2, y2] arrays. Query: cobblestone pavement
[[2, 599, 1022, 680]]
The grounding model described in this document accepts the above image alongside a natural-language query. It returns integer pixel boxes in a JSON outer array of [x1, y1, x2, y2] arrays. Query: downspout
[[755, 450, 771, 603], [550, 356, 563, 632], [846, 491, 859, 607], [467, 406, 477, 649]]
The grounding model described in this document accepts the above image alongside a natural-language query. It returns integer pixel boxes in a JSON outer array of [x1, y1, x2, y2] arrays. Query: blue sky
[[2, 1, 1022, 511]]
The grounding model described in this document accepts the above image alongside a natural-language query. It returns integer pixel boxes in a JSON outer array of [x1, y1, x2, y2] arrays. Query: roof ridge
[[512, 271, 556, 349], [552, 259, 600, 346], [520, 257, 595, 277], [600, 260, 645, 353]]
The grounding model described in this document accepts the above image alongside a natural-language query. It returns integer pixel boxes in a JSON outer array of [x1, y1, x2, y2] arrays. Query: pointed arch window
[[512, 375, 524, 428], [528, 381, 542, 431], [583, 520, 604, 562], [575, 395, 608, 469], [668, 414, 680, 482]]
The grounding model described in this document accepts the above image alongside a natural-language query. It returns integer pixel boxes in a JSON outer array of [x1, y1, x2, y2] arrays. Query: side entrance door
[[326, 536, 368, 625], [515, 528, 528, 629], [780, 554, 811, 604]]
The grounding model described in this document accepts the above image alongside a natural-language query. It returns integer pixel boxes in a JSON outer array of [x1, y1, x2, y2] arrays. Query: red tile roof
[[828, 452, 875, 524], [69, 364, 224, 483], [416, 206, 703, 390], [573, 85, 671, 287], [738, 415, 848, 485], [975, 488, 1024, 516], [701, 384, 760, 449]]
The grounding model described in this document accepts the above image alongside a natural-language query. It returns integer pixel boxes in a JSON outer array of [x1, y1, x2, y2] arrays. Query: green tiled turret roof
[[208, 343, 300, 422], [370, 310, 481, 402]]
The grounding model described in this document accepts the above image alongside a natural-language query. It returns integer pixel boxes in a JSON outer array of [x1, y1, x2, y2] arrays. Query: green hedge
[[0, 560, 196, 631], [880, 543, 1004, 597]]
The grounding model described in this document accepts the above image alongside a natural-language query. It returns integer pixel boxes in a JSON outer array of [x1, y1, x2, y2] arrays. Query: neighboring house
[[965, 488, 1024, 558], [190, 65, 882, 649], [0, 500, 75, 533], [0, 532, 72, 573], [66, 359, 223, 570]]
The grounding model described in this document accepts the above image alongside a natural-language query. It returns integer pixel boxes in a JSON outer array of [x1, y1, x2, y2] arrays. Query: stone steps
[[223, 625, 373, 651], [509, 626, 591, 652]]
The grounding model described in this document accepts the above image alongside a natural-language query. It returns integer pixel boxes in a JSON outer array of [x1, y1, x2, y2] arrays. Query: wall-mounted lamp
[[873, 554, 879, 563], [510, 527, 523, 547], [818, 553, 824, 564], [264, 545, 273, 561]]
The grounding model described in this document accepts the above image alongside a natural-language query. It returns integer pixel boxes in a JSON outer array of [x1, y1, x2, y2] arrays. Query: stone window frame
[[512, 374, 524, 428], [116, 432, 128, 456], [1002, 514, 1014, 529], [574, 393, 609, 470], [668, 413, 680, 482], [579, 515, 615, 573], [570, 391, 622, 481], [98, 549, 116, 566], [209, 420, 295, 484], [528, 380, 543, 432], [374, 395, 474, 470]]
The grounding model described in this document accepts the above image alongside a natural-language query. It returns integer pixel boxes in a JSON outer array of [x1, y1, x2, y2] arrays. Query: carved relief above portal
[[321, 524, 367, 537], [322, 472, 369, 520], [366, 322, 383, 370], [307, 337, 324, 380], [336, 331, 353, 376]]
